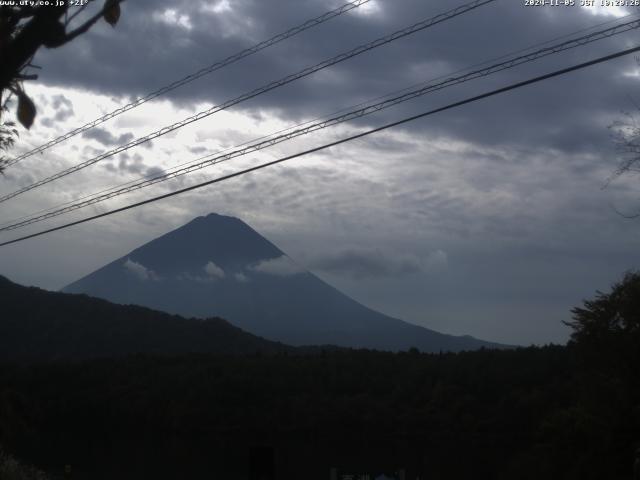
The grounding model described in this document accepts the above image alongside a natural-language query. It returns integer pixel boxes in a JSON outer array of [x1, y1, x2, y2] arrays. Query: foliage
[[0, 275, 292, 360], [0, 449, 49, 480], [563, 271, 640, 479], [565, 271, 640, 378], [608, 102, 640, 216], [0, 273, 638, 478], [0, 1, 124, 171], [0, 347, 576, 480], [566, 271, 640, 342], [0, 120, 18, 174], [610, 110, 640, 176]]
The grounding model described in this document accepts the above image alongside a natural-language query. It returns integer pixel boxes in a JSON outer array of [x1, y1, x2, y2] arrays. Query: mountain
[[0, 275, 291, 361], [63, 213, 507, 352]]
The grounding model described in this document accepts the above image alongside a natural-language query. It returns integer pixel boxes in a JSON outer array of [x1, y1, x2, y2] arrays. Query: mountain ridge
[[63, 213, 510, 352], [0, 274, 296, 361]]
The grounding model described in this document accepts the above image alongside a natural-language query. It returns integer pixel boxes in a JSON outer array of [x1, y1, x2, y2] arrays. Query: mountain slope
[[0, 275, 290, 361], [63, 213, 507, 352]]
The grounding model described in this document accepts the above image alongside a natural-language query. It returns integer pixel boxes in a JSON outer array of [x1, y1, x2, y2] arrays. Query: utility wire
[[2, 16, 638, 232], [7, 6, 633, 232], [0, 0, 495, 205], [2, 5, 633, 233], [4, 0, 373, 167], [2, 44, 638, 248], [7, 8, 631, 230], [2, 15, 635, 230], [1, 12, 635, 231]]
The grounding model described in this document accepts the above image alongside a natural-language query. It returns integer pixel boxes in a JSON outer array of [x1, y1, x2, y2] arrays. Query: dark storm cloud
[[189, 146, 208, 155], [82, 128, 135, 146], [102, 152, 166, 177], [26, 7, 613, 113], [30, 0, 638, 164], [118, 152, 144, 174], [145, 166, 167, 177], [307, 246, 447, 279], [40, 94, 75, 127], [81, 145, 104, 157]]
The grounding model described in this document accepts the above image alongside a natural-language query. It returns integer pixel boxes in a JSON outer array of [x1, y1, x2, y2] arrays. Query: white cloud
[[352, 0, 383, 17], [204, 261, 225, 279], [153, 8, 193, 30], [234, 272, 249, 283], [205, 0, 232, 14], [581, 4, 627, 17], [176, 261, 225, 283], [123, 259, 159, 281], [177, 272, 208, 283], [198, 0, 254, 39], [250, 255, 304, 276], [306, 247, 448, 279]]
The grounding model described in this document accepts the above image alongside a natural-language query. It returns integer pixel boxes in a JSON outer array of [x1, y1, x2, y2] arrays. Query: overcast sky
[[1, 0, 640, 345]]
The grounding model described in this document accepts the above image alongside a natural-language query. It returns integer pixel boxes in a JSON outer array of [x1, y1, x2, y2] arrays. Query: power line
[[0, 0, 496, 205], [2, 43, 638, 248], [1, 13, 636, 231], [2, 15, 638, 232], [3, 5, 633, 233], [4, 0, 373, 168]]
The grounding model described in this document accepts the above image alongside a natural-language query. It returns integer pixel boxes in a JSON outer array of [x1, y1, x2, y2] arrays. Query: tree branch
[[63, 0, 125, 43], [15, 73, 38, 81], [65, 3, 89, 26], [0, 5, 67, 89]]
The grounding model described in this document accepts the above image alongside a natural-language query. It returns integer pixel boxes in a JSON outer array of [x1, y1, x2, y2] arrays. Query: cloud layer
[[204, 261, 226, 279], [307, 246, 447, 279], [250, 256, 304, 276], [124, 259, 160, 281], [0, 0, 639, 345]]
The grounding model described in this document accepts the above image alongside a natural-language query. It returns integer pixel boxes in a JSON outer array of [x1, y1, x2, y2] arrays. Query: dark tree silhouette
[[0, 118, 17, 171], [565, 271, 640, 478], [608, 102, 640, 217], [566, 271, 640, 345], [565, 270, 640, 381]]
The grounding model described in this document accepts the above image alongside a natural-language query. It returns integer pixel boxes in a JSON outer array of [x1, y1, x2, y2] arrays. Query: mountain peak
[[114, 213, 285, 275], [63, 215, 508, 352], [182, 212, 246, 231], [195, 212, 242, 223]]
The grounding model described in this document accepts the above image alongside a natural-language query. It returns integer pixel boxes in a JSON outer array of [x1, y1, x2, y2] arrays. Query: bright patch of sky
[[207, 0, 232, 14], [352, 0, 383, 17], [153, 8, 193, 30], [199, 0, 255, 39], [580, 3, 628, 18]]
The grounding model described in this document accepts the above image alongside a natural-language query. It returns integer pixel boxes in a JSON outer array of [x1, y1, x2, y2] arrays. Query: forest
[[0, 272, 638, 479]]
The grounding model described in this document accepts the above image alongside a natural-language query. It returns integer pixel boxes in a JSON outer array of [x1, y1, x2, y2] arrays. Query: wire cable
[[2, 3, 634, 232], [0, 0, 496, 204], [2, 15, 638, 232], [2, 43, 638, 248], [3, 0, 373, 167]]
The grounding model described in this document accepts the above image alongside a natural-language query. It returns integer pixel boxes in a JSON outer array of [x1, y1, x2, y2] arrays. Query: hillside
[[0, 275, 291, 361]]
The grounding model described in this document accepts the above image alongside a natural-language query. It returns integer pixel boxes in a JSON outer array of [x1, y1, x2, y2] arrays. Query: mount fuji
[[63, 213, 506, 351]]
